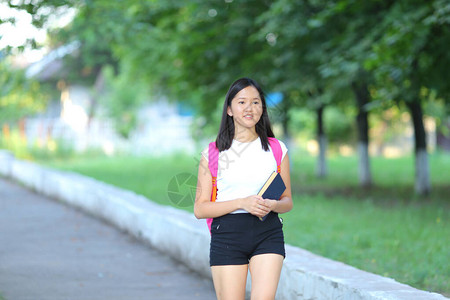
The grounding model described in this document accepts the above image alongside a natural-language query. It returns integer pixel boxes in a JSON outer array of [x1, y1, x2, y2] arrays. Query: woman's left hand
[[257, 199, 277, 214]]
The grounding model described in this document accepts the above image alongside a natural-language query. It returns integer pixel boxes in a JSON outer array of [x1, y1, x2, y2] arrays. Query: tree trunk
[[352, 81, 372, 188], [316, 105, 327, 178], [88, 68, 105, 129], [406, 99, 431, 195]]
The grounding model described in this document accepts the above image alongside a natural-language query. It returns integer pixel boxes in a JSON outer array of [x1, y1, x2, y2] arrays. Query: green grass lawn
[[41, 152, 450, 295]]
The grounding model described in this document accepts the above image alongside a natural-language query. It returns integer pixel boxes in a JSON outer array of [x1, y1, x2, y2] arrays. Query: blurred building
[[23, 44, 196, 156]]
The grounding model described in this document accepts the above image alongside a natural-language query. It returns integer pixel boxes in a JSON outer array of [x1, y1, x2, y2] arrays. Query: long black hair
[[215, 77, 275, 151]]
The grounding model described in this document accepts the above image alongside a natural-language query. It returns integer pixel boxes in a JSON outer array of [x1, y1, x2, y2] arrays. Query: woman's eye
[[239, 101, 245, 104], [253, 101, 260, 105]]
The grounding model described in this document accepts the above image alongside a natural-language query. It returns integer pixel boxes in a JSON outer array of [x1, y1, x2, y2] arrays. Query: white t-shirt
[[201, 137, 288, 214]]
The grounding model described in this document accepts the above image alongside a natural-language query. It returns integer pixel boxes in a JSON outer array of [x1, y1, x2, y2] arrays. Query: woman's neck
[[234, 128, 258, 143]]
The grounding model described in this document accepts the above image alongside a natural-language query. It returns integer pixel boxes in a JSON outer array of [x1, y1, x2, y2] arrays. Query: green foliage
[[189, 98, 223, 146], [44, 0, 119, 85], [364, 0, 450, 103], [28, 139, 75, 161], [3, 0, 449, 194], [5, 0, 450, 108], [6, 0, 448, 135], [4, 0, 79, 29], [288, 107, 355, 145], [423, 91, 449, 130], [0, 61, 48, 123], [0, 129, 75, 161], [99, 65, 148, 139], [288, 109, 315, 141], [324, 107, 355, 144], [86, 0, 282, 130]]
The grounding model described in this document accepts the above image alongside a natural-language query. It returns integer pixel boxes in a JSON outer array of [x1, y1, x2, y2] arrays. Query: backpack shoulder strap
[[206, 142, 219, 233], [208, 142, 219, 180], [268, 137, 282, 173], [208, 142, 219, 202]]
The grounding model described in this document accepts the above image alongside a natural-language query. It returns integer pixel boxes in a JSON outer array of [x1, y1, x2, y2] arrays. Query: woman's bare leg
[[249, 254, 284, 300], [211, 264, 248, 300]]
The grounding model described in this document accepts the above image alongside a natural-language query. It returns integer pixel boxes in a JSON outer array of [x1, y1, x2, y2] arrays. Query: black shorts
[[210, 212, 285, 266]]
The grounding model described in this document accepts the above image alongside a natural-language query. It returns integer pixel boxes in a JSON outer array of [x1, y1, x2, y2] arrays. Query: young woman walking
[[194, 77, 293, 300]]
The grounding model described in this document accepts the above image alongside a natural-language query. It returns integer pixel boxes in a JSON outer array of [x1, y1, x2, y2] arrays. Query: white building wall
[[24, 85, 196, 156]]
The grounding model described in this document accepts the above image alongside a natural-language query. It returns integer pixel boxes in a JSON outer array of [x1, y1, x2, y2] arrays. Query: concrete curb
[[0, 150, 447, 300]]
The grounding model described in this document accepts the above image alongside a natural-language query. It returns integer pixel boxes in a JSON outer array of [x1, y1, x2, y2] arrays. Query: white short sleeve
[[201, 146, 209, 162], [278, 139, 288, 161]]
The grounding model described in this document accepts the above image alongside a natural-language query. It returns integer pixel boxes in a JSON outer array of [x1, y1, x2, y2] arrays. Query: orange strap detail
[[211, 186, 217, 202], [277, 165, 281, 173], [211, 176, 217, 202]]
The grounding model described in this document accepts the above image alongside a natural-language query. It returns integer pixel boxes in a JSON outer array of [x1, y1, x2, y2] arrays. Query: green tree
[[4, 0, 448, 196], [0, 60, 47, 123], [365, 0, 450, 195], [115, 0, 273, 118], [308, 1, 402, 188], [99, 64, 148, 138], [254, 0, 333, 177]]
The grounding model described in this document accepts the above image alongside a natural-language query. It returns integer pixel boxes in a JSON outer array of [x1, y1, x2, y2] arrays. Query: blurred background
[[0, 0, 449, 295], [1, 1, 449, 172]]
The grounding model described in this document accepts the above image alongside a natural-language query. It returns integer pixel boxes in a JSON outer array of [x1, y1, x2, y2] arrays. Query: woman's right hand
[[240, 195, 271, 218]]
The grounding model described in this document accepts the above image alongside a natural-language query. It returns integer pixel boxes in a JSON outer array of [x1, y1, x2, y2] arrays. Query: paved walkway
[[0, 178, 216, 300]]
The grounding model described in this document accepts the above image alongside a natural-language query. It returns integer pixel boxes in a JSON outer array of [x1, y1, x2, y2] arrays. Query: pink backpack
[[206, 137, 283, 232]]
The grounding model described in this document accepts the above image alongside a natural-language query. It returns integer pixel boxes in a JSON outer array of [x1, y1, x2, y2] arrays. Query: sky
[[0, 3, 76, 62]]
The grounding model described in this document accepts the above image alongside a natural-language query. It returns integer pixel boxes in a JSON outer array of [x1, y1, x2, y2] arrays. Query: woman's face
[[227, 85, 263, 131]]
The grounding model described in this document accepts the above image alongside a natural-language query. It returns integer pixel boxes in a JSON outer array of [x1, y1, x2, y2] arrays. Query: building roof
[[25, 41, 80, 80]]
